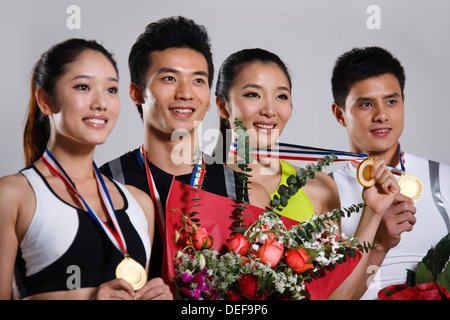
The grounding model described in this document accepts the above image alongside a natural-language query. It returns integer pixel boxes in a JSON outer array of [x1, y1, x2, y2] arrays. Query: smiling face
[[43, 49, 120, 147], [333, 73, 405, 163], [218, 61, 292, 148], [133, 47, 211, 138]]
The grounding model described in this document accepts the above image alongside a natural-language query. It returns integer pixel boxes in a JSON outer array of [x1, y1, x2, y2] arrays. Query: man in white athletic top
[[330, 46, 450, 299]]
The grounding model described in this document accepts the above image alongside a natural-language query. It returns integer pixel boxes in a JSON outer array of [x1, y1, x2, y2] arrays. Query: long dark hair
[[23, 38, 118, 166], [214, 48, 292, 162]]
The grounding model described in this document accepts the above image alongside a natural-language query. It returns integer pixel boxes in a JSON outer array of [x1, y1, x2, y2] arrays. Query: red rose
[[227, 233, 250, 255], [238, 274, 258, 299], [261, 224, 277, 240], [285, 247, 314, 274], [188, 227, 212, 250], [226, 290, 243, 300], [256, 239, 284, 268]]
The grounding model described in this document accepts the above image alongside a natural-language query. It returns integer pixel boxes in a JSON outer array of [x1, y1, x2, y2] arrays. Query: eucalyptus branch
[[270, 154, 338, 211], [232, 118, 253, 234]]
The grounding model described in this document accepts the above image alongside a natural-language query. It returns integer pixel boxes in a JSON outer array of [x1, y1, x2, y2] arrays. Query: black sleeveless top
[[100, 147, 244, 279]]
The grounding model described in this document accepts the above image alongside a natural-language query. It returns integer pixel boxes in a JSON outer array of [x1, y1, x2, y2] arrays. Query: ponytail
[[23, 62, 50, 166]]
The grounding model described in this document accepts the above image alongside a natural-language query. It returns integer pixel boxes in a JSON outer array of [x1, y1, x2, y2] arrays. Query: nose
[[175, 79, 193, 100], [91, 90, 107, 111], [373, 104, 388, 122], [260, 99, 276, 118]]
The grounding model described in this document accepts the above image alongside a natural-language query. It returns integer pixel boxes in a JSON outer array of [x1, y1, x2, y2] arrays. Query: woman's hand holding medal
[[94, 277, 173, 300]]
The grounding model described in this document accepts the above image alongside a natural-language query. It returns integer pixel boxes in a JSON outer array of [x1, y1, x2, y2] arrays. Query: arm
[[328, 159, 400, 299], [350, 193, 416, 298], [0, 175, 28, 299]]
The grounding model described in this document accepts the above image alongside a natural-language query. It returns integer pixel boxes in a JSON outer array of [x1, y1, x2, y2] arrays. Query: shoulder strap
[[108, 158, 125, 184], [429, 160, 450, 232]]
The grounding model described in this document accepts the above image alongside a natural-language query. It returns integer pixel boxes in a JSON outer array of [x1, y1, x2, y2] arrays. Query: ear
[[331, 102, 346, 127], [215, 97, 230, 119], [129, 83, 145, 105], [35, 87, 54, 115]]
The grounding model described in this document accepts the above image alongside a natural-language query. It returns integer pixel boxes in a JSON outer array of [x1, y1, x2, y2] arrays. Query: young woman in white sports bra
[[0, 39, 172, 300]]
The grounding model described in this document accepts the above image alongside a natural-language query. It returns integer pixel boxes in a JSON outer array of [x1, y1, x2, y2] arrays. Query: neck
[[226, 150, 280, 177], [351, 143, 401, 168], [143, 127, 199, 175], [45, 137, 96, 181]]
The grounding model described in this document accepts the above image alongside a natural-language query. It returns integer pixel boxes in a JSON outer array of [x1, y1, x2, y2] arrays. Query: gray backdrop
[[1, 0, 449, 177]]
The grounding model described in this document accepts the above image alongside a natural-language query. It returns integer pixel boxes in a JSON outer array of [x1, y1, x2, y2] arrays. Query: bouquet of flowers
[[168, 119, 372, 300], [172, 205, 367, 300], [378, 233, 450, 300]]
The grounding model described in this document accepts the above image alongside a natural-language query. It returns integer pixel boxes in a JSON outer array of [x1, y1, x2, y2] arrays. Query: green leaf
[[382, 288, 394, 297], [415, 261, 435, 285], [436, 262, 450, 291], [280, 195, 289, 207], [421, 233, 450, 279], [406, 269, 416, 287]]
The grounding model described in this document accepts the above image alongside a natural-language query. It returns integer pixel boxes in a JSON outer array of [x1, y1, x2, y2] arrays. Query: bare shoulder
[[122, 184, 154, 217], [291, 164, 340, 214], [0, 172, 33, 204], [0, 172, 35, 238], [248, 181, 271, 210]]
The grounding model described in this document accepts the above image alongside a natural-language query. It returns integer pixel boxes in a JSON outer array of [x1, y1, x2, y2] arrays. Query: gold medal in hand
[[357, 157, 376, 187], [115, 255, 147, 291], [398, 173, 423, 202]]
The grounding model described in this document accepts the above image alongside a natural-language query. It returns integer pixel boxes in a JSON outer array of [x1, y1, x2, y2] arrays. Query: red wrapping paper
[[164, 179, 361, 300], [378, 283, 450, 300], [304, 250, 362, 300]]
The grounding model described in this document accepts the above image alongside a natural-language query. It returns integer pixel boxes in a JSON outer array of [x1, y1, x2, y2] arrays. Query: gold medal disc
[[398, 173, 423, 202], [357, 158, 376, 187], [115, 256, 147, 291]]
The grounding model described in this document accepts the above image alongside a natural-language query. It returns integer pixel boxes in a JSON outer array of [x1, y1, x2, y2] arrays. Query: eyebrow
[[241, 83, 290, 92], [70, 74, 118, 83], [355, 92, 401, 102], [158, 67, 208, 77]]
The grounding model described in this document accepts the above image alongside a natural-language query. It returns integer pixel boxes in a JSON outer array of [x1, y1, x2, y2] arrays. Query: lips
[[83, 115, 108, 128], [370, 127, 391, 137], [253, 122, 276, 131], [169, 106, 195, 118]]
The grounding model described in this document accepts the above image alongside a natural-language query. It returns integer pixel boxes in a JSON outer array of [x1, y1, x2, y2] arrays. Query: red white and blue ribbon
[[230, 141, 405, 175], [138, 144, 206, 240], [42, 148, 128, 256]]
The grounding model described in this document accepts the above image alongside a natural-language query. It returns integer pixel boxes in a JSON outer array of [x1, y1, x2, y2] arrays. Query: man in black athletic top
[[100, 16, 255, 280]]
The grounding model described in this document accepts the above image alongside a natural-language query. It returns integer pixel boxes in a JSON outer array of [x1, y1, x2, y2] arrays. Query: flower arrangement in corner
[[379, 233, 450, 300], [171, 119, 371, 300]]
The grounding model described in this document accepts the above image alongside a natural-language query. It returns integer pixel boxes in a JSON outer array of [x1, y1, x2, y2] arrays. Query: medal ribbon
[[138, 144, 206, 240], [350, 144, 405, 176], [41, 148, 128, 256], [230, 141, 405, 175]]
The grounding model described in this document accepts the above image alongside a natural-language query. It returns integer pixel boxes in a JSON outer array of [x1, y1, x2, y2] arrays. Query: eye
[[386, 99, 396, 105], [108, 87, 118, 94], [277, 94, 289, 100], [193, 78, 206, 84], [244, 92, 260, 98], [162, 76, 176, 82], [360, 102, 372, 108], [75, 84, 89, 91]]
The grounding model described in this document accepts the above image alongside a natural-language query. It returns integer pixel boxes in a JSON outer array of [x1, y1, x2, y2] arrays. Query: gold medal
[[357, 157, 376, 187], [398, 173, 423, 202], [115, 256, 147, 291]]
